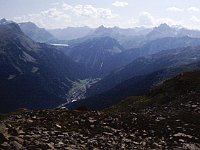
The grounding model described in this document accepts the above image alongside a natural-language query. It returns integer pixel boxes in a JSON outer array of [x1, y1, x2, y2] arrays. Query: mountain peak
[[0, 18, 13, 25], [98, 25, 106, 29], [19, 22, 57, 42], [19, 22, 39, 29], [94, 25, 108, 32], [93, 25, 116, 36], [0, 21, 22, 35], [0, 18, 7, 24], [147, 23, 176, 39], [156, 23, 171, 30]]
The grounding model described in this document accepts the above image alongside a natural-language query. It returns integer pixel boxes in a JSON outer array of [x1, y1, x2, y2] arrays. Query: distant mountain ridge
[[147, 23, 200, 40], [67, 25, 152, 49], [18, 21, 200, 50], [49, 26, 94, 41], [18, 22, 57, 43]]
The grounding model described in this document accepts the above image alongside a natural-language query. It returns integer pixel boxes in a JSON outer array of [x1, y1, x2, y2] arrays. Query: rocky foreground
[[0, 72, 200, 150], [0, 97, 200, 150]]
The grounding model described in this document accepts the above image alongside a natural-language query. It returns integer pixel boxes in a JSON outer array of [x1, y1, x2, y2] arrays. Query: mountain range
[[48, 26, 94, 41], [17, 20, 200, 49], [85, 46, 200, 98], [1, 18, 200, 113], [1, 3, 200, 147]]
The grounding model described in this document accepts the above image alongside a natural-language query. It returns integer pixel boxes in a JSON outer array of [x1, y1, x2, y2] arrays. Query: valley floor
[[58, 78, 100, 107]]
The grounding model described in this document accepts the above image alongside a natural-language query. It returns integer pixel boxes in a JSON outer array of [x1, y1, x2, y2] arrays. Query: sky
[[1, 0, 200, 29]]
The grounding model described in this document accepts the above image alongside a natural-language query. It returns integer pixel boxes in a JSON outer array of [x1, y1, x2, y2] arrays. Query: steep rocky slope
[[0, 21, 86, 113]]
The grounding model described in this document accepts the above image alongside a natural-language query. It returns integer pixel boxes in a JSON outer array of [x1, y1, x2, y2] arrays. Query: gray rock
[[74, 121, 79, 125], [47, 143, 55, 149], [0, 133, 7, 144], [10, 141, 23, 150], [13, 137, 24, 144], [183, 143, 200, 150]]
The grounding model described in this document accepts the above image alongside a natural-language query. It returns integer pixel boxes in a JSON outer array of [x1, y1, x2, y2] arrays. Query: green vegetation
[[66, 78, 100, 102]]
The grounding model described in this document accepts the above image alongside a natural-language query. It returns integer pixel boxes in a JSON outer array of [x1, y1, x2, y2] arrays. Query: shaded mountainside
[[62, 36, 200, 79], [0, 22, 86, 113], [63, 36, 124, 77], [19, 22, 57, 43], [0, 71, 199, 149], [87, 46, 200, 97], [100, 36, 200, 75], [110, 70, 200, 112], [67, 62, 200, 110]]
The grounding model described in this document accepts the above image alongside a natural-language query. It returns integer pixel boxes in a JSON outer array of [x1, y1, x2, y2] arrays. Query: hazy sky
[[1, 0, 200, 29]]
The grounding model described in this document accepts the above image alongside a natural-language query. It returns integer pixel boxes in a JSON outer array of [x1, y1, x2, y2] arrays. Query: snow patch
[[72, 99, 77, 103], [8, 74, 17, 80], [21, 51, 36, 63], [107, 47, 122, 54], [11, 63, 22, 74], [100, 62, 104, 68], [31, 67, 39, 73]]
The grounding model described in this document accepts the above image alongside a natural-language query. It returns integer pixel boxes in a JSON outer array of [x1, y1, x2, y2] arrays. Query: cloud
[[190, 16, 200, 23], [72, 4, 117, 19], [155, 18, 182, 26], [51, 2, 60, 6], [13, 3, 118, 29], [187, 7, 200, 12], [137, 12, 154, 27], [14, 8, 72, 29], [185, 16, 200, 30], [12, 3, 188, 29], [62, 3, 73, 10], [112, 1, 128, 7], [166, 7, 184, 12], [135, 11, 182, 27]]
